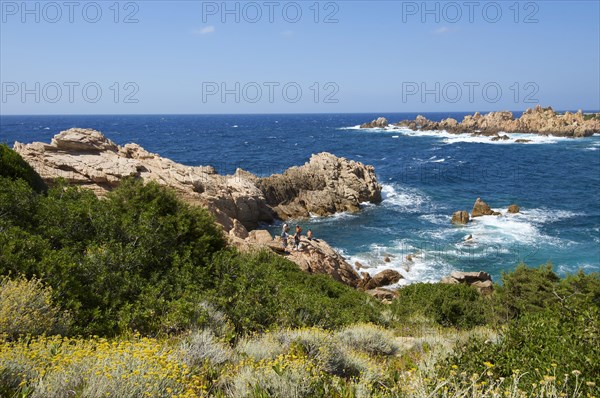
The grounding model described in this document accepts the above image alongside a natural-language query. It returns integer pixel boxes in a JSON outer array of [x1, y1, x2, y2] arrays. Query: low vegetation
[[0, 147, 598, 397]]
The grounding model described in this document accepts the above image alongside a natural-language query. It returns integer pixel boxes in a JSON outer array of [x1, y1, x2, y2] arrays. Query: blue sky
[[1, 0, 599, 114]]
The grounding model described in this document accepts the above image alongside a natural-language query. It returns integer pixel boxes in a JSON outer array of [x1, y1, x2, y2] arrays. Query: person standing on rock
[[294, 225, 303, 251], [281, 223, 290, 251]]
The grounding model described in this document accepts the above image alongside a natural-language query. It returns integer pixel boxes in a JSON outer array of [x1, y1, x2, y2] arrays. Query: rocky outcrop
[[451, 210, 470, 225], [365, 288, 398, 303], [507, 204, 520, 214], [360, 117, 389, 129], [471, 198, 500, 218], [366, 106, 600, 138], [14, 129, 275, 234], [13, 129, 383, 289], [256, 152, 382, 220], [242, 233, 361, 287], [14, 129, 382, 237], [358, 269, 403, 290], [441, 271, 493, 295]]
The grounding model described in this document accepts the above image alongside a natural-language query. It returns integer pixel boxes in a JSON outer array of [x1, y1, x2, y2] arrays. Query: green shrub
[[495, 263, 561, 320], [391, 282, 488, 329], [0, 144, 46, 193], [205, 250, 382, 335], [0, 275, 70, 339], [0, 176, 38, 229], [447, 268, 600, 396]]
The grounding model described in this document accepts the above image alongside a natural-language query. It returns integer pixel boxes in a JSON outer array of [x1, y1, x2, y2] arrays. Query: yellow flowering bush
[[0, 335, 208, 398], [0, 275, 70, 339]]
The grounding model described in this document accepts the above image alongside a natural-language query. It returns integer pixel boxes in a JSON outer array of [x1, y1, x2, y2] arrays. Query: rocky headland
[[361, 106, 600, 138], [13, 128, 389, 290]]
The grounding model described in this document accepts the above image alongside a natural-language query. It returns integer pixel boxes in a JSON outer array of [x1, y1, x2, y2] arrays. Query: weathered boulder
[[358, 269, 403, 290], [507, 204, 520, 214], [451, 210, 470, 225], [471, 198, 495, 218], [256, 152, 382, 219], [360, 117, 389, 129], [229, 219, 249, 240], [284, 237, 362, 287], [246, 229, 273, 245], [365, 288, 398, 303], [441, 271, 493, 294], [51, 128, 120, 152]]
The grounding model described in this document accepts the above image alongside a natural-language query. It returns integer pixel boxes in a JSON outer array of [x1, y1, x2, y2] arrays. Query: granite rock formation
[[365, 106, 600, 138]]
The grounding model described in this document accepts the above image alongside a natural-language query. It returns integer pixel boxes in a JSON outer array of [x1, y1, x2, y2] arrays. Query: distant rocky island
[[360, 105, 600, 139]]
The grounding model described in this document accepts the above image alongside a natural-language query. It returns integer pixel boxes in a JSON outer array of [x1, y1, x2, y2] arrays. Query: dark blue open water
[[1, 113, 599, 284]]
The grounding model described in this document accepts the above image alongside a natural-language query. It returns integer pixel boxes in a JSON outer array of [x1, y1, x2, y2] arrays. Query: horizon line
[[2, 108, 600, 118]]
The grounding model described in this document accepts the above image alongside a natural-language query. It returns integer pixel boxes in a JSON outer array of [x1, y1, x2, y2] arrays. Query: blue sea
[[1, 113, 599, 285]]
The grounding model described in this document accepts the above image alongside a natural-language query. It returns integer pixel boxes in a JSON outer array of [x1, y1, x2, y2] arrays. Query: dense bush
[[1, 177, 226, 336], [0, 162, 381, 337], [204, 250, 382, 335], [0, 144, 46, 193], [494, 263, 562, 320], [391, 282, 489, 329], [447, 267, 600, 396]]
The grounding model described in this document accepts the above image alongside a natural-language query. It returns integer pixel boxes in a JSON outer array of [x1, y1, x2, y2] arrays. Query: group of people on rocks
[[280, 223, 313, 252]]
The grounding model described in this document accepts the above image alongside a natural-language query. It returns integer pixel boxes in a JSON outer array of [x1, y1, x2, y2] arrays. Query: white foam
[[340, 125, 408, 132], [344, 124, 575, 145], [419, 213, 450, 225], [347, 244, 455, 287], [584, 141, 600, 151], [441, 131, 571, 145], [232, 125, 238, 128], [380, 183, 430, 213], [514, 208, 583, 225], [307, 211, 358, 223]]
